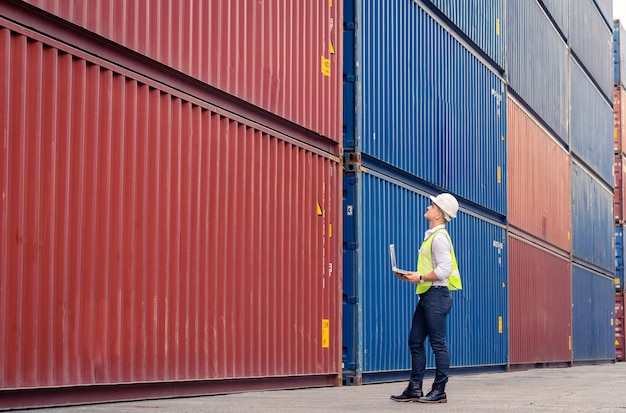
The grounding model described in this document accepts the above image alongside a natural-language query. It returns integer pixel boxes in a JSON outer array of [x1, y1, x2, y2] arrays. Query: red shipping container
[[509, 236, 572, 366], [0, 20, 341, 409], [615, 85, 626, 154], [8, 0, 342, 143], [617, 294, 625, 361], [616, 153, 626, 222], [507, 97, 572, 252]]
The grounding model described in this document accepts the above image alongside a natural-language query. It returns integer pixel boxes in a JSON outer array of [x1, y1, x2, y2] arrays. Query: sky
[[616, 0, 626, 21]]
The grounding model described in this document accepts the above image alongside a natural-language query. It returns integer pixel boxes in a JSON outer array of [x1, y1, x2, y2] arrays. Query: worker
[[390, 193, 462, 404]]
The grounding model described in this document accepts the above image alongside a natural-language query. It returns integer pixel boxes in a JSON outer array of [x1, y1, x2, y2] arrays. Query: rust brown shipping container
[[508, 236, 573, 367], [0, 19, 342, 409], [616, 153, 626, 222], [507, 97, 572, 252], [10, 0, 342, 142], [617, 293, 625, 361], [616, 85, 626, 154]]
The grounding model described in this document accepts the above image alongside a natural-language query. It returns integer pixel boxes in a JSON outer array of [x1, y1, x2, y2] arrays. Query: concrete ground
[[24, 362, 626, 413]]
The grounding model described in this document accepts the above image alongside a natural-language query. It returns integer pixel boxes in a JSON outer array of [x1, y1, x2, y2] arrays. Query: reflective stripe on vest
[[415, 228, 462, 294]]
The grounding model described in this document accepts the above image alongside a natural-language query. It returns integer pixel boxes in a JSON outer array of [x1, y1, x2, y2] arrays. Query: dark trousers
[[408, 286, 453, 384]]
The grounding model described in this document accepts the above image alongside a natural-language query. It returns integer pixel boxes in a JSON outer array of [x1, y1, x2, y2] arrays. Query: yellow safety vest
[[415, 228, 462, 294]]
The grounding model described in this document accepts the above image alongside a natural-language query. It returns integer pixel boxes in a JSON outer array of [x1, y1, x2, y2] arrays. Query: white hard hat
[[430, 193, 459, 221]]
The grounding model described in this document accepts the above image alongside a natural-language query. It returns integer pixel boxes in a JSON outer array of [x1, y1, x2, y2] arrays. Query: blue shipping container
[[593, 0, 613, 29], [539, 0, 569, 39], [615, 21, 626, 86], [570, 0, 613, 101], [616, 226, 624, 290], [506, 0, 569, 144], [570, 58, 614, 186], [342, 167, 508, 384], [571, 162, 615, 273], [571, 265, 615, 362], [421, 0, 505, 70], [347, 0, 507, 216]]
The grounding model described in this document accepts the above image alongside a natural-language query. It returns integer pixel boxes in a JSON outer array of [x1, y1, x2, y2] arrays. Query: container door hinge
[[343, 152, 362, 172]]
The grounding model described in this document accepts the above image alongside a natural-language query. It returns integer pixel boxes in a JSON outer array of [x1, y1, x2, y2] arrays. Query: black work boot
[[389, 381, 423, 402], [418, 382, 447, 403]]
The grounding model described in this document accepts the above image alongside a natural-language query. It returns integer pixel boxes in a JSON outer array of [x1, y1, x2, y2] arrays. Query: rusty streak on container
[[18, 0, 342, 143], [0, 21, 341, 408], [507, 97, 572, 252], [508, 235, 572, 366]]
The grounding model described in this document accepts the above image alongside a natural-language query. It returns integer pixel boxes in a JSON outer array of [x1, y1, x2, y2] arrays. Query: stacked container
[[342, 0, 507, 384], [617, 293, 625, 361], [505, 0, 573, 368], [506, 98, 572, 366], [568, 0, 615, 363], [506, 0, 615, 367], [616, 21, 626, 291], [0, 0, 343, 409], [615, 19, 626, 362]]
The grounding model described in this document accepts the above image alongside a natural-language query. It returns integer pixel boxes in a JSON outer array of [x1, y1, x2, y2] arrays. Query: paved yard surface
[[24, 363, 626, 413]]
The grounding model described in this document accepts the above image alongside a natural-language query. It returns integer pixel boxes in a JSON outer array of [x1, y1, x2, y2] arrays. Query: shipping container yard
[[0, 0, 621, 409]]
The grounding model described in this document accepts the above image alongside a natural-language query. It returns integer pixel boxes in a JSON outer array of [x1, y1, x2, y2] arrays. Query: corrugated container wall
[[20, 0, 342, 142], [342, 167, 507, 383], [616, 227, 624, 290], [616, 293, 625, 361], [569, 0, 613, 101], [615, 85, 626, 155], [353, 0, 506, 216], [571, 162, 615, 273], [506, 0, 569, 144], [507, 97, 571, 252], [508, 236, 572, 365], [592, 0, 613, 28], [0, 22, 341, 399], [570, 58, 614, 186], [615, 153, 626, 222], [571, 266, 616, 362], [614, 22, 626, 87], [539, 0, 570, 39], [421, 0, 505, 70]]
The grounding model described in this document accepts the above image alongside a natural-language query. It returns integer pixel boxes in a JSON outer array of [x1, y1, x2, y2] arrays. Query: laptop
[[389, 244, 412, 275]]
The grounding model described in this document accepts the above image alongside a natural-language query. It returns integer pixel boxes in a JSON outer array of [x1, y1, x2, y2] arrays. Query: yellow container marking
[[322, 319, 330, 348], [321, 57, 330, 77]]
